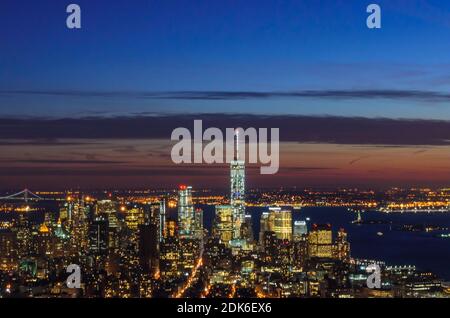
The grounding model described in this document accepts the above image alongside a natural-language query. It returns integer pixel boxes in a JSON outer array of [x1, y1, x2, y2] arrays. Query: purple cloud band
[[0, 114, 449, 146]]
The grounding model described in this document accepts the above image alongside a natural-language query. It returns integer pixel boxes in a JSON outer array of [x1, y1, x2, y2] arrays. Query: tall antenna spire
[[235, 129, 239, 161]]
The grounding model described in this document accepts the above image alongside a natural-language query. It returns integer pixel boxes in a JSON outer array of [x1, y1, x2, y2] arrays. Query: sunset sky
[[1, 0, 450, 189]]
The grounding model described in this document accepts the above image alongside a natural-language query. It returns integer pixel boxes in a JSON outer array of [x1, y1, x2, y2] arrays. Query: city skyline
[[2, 182, 450, 298]]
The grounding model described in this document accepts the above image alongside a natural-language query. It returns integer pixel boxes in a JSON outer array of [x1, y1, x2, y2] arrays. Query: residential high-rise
[[177, 185, 194, 240], [308, 223, 333, 258], [230, 130, 245, 240]]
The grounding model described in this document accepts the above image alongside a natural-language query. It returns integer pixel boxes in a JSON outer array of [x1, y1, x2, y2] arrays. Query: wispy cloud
[[1, 159, 128, 165], [349, 156, 371, 165], [3, 89, 450, 102], [412, 149, 428, 155], [0, 139, 102, 146], [0, 165, 336, 177]]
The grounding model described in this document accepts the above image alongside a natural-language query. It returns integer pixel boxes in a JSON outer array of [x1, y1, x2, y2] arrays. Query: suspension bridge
[[0, 189, 44, 202]]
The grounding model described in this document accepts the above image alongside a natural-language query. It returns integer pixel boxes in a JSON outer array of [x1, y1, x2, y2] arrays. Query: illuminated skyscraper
[[59, 196, 74, 222], [166, 220, 177, 238], [259, 212, 270, 244], [241, 214, 254, 242], [262, 231, 278, 264], [97, 200, 119, 229], [159, 236, 181, 280], [37, 223, 52, 257], [204, 237, 232, 269], [230, 130, 245, 239], [16, 212, 32, 259], [88, 216, 109, 256], [308, 224, 333, 258], [125, 206, 145, 230], [138, 223, 159, 275], [159, 200, 166, 242], [179, 239, 199, 273], [269, 207, 292, 241], [70, 198, 89, 253], [53, 219, 70, 257], [214, 205, 233, 246], [335, 228, 350, 261], [142, 202, 165, 243], [178, 185, 194, 240], [193, 208, 204, 243], [0, 229, 17, 271], [97, 200, 120, 251]]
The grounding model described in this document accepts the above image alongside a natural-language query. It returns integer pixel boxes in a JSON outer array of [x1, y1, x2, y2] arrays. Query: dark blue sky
[[1, 0, 450, 118]]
